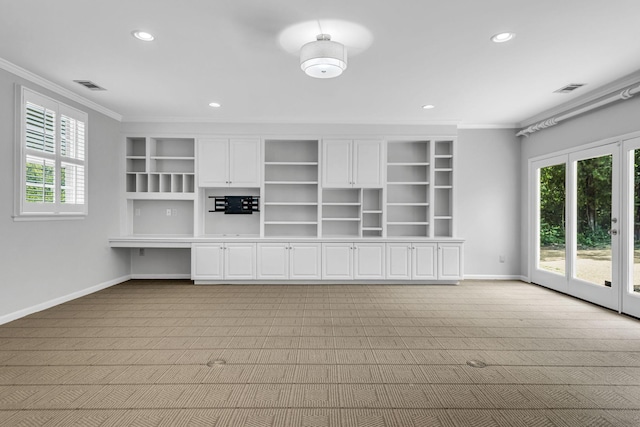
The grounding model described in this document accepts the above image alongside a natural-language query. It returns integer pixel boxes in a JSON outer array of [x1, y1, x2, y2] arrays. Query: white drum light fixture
[[300, 34, 347, 79]]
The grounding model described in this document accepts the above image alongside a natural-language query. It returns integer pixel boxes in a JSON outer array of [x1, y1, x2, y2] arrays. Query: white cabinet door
[[198, 139, 229, 187], [229, 138, 260, 187], [412, 243, 438, 280], [322, 243, 353, 279], [290, 243, 322, 279], [386, 243, 412, 279], [192, 244, 224, 280], [354, 243, 385, 279], [257, 243, 288, 279], [322, 139, 352, 187], [438, 243, 463, 280], [353, 140, 383, 187], [225, 243, 256, 279]]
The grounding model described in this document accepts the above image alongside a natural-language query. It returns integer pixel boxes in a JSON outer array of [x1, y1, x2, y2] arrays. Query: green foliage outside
[[25, 161, 54, 203], [540, 150, 640, 250]]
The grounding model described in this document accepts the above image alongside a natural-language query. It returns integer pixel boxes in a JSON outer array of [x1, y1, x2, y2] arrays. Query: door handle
[[608, 229, 618, 236]]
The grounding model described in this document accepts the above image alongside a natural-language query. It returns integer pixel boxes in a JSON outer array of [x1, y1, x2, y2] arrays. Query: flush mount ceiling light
[[300, 34, 347, 78], [422, 104, 435, 110], [491, 32, 515, 43], [131, 30, 155, 41], [208, 102, 221, 108]]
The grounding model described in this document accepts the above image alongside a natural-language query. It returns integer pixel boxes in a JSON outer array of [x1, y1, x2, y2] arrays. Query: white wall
[[0, 69, 130, 323], [519, 95, 640, 279], [458, 129, 522, 278]]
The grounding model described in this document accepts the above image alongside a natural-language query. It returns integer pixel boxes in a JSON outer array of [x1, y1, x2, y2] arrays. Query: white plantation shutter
[[18, 87, 88, 217], [25, 102, 55, 153], [61, 162, 85, 205]]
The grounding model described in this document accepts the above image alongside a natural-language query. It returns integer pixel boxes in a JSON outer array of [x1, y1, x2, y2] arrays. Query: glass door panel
[[568, 144, 619, 311], [575, 155, 613, 286], [634, 148, 640, 295], [531, 155, 569, 293], [539, 163, 566, 276], [622, 137, 640, 318]]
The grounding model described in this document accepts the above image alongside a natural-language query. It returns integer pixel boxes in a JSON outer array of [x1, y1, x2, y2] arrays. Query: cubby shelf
[[125, 137, 196, 195]]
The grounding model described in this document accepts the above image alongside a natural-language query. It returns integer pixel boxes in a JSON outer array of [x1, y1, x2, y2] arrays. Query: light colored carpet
[[1, 280, 639, 426]]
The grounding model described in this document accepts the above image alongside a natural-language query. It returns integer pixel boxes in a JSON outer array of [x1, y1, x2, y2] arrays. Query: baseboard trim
[[463, 275, 527, 281], [0, 275, 132, 325], [130, 274, 191, 280]]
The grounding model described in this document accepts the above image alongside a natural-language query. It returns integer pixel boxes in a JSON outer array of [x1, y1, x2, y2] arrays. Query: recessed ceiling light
[[422, 104, 435, 110], [131, 30, 154, 41], [208, 102, 221, 108], [491, 32, 515, 43]]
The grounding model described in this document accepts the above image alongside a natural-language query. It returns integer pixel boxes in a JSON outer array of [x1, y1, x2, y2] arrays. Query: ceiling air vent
[[554, 83, 585, 94], [73, 80, 106, 91]]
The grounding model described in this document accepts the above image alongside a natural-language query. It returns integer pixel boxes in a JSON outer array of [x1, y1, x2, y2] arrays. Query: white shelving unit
[[433, 140, 454, 237], [126, 137, 195, 196], [263, 139, 319, 237], [386, 140, 431, 237]]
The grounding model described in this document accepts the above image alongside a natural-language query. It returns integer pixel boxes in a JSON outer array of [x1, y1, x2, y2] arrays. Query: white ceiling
[[2, 0, 640, 127]]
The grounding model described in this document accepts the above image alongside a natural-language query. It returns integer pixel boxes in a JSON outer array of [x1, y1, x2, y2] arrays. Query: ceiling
[[2, 0, 640, 127]]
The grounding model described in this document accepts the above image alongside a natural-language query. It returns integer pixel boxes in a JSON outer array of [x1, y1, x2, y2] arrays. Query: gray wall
[[0, 69, 130, 321], [519, 95, 640, 278], [458, 129, 521, 278]]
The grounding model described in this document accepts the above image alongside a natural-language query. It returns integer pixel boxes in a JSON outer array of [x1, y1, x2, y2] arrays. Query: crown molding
[[518, 69, 640, 129], [457, 123, 518, 130], [0, 57, 122, 121], [121, 115, 464, 126]]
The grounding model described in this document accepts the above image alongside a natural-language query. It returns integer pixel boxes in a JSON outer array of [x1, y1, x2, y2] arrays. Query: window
[[16, 87, 88, 218]]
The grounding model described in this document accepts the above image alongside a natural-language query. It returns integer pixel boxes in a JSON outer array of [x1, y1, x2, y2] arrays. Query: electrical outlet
[[166, 208, 172, 216], [134, 208, 141, 216], [172, 208, 177, 216]]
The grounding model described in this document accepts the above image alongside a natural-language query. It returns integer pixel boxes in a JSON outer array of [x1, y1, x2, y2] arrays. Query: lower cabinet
[[438, 242, 464, 280], [192, 243, 255, 280], [193, 241, 462, 282], [386, 242, 462, 280], [322, 242, 385, 280], [257, 243, 321, 280]]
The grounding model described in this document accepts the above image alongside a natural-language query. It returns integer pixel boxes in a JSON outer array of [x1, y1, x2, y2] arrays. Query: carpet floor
[[0, 280, 639, 426]]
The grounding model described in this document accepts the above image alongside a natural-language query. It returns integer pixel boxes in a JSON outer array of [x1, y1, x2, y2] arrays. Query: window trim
[[14, 86, 89, 220]]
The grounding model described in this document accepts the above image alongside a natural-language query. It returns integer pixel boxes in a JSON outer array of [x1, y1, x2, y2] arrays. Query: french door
[[532, 142, 621, 311]]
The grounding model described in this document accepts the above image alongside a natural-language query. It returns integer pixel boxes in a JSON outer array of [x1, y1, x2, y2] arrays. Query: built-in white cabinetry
[[119, 133, 463, 283], [257, 242, 321, 279], [322, 242, 385, 280], [198, 138, 260, 187], [192, 243, 256, 280], [322, 139, 384, 188], [386, 242, 462, 280]]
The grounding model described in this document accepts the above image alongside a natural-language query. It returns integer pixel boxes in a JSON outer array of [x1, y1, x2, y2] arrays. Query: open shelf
[[263, 139, 320, 237]]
